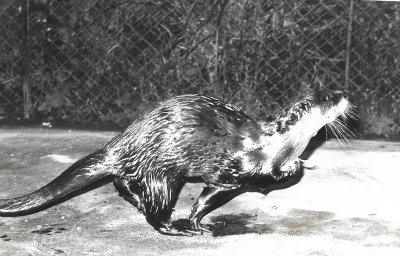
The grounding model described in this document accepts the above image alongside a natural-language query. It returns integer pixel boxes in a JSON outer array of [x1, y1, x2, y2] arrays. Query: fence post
[[21, 0, 31, 119], [214, 0, 228, 94], [344, 0, 355, 92]]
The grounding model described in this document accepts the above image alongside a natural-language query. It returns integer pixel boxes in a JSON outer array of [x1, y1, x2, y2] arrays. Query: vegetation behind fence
[[0, 0, 399, 138]]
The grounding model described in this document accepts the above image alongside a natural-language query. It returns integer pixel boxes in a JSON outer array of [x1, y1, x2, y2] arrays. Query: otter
[[0, 90, 352, 235]]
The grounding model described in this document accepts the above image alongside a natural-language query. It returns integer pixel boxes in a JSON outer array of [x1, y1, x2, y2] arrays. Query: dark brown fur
[[0, 91, 349, 235]]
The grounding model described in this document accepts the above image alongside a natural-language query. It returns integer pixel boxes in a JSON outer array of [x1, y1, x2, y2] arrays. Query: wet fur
[[0, 91, 350, 235]]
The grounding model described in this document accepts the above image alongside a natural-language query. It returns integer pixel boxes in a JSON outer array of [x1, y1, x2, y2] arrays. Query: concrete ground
[[0, 128, 399, 256]]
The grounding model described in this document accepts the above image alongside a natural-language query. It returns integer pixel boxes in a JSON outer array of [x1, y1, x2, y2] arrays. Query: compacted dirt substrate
[[0, 128, 399, 256]]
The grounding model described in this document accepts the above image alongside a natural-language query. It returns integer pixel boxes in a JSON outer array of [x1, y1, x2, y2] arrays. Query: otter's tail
[[0, 149, 113, 216]]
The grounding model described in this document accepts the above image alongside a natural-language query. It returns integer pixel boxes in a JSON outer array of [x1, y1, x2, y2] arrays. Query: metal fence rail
[[0, 0, 399, 137]]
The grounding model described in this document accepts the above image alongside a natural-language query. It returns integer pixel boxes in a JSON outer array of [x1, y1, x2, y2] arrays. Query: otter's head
[[311, 90, 350, 124], [266, 90, 353, 170], [275, 90, 351, 137]]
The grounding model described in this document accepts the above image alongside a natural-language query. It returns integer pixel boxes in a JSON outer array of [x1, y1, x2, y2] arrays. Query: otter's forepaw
[[271, 159, 303, 181], [281, 159, 302, 175]]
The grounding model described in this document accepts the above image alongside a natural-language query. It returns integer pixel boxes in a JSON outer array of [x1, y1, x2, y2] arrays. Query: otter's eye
[[324, 94, 332, 101]]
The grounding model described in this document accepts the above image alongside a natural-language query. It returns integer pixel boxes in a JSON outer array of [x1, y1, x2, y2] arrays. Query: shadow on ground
[[172, 208, 399, 243]]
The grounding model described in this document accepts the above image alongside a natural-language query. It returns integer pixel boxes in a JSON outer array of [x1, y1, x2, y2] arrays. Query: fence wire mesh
[[0, 0, 399, 137]]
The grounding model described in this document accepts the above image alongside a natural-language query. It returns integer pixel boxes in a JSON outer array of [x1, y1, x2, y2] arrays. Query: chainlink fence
[[0, 0, 399, 137]]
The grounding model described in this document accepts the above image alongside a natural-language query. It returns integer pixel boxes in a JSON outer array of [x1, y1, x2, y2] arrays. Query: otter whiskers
[[326, 104, 358, 149]]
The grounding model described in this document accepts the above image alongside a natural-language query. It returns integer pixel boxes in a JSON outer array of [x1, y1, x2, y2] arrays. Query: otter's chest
[[256, 133, 308, 173]]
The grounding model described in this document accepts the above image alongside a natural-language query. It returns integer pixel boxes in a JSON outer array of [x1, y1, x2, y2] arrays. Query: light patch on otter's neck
[[288, 107, 327, 139], [259, 108, 329, 172], [235, 98, 350, 175]]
